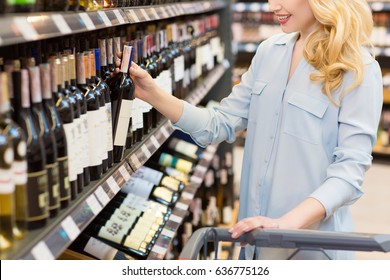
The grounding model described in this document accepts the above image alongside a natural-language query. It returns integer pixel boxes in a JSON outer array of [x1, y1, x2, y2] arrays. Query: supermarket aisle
[[232, 145, 390, 260]]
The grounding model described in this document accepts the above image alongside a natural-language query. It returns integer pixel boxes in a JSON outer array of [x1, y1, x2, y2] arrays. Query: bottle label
[[74, 118, 84, 175], [190, 64, 197, 83], [114, 37, 122, 66], [161, 176, 180, 192], [76, 53, 86, 85], [13, 160, 27, 186], [58, 156, 71, 202], [47, 162, 60, 211], [99, 106, 108, 161], [113, 100, 133, 147], [172, 139, 198, 159], [174, 55, 185, 82], [104, 220, 131, 235], [165, 167, 189, 185], [87, 110, 103, 166], [222, 206, 232, 225], [123, 236, 144, 251], [0, 168, 14, 194], [196, 47, 203, 78], [133, 166, 163, 186], [98, 226, 124, 244], [80, 114, 89, 169], [84, 236, 118, 260], [27, 170, 49, 221], [132, 99, 143, 131], [120, 46, 132, 73], [121, 177, 154, 200], [184, 68, 190, 88], [122, 195, 150, 213], [98, 39, 108, 67], [110, 212, 138, 228], [176, 159, 193, 174], [105, 102, 113, 152], [107, 38, 114, 65], [153, 186, 174, 203], [220, 169, 228, 185], [63, 123, 77, 181]]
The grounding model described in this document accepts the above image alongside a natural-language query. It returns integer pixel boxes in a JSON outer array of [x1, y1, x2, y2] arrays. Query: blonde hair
[[305, 0, 374, 105]]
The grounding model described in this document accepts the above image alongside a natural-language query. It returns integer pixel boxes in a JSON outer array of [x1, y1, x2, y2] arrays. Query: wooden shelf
[[373, 145, 390, 156], [383, 89, 390, 104]]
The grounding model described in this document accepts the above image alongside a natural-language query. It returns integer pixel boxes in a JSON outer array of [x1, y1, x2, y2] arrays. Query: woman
[[122, 0, 383, 259]]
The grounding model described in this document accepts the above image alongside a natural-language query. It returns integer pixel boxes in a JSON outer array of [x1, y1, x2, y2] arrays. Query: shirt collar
[[273, 32, 300, 46]]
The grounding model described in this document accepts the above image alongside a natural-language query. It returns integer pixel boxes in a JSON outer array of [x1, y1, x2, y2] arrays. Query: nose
[[268, 0, 282, 13]]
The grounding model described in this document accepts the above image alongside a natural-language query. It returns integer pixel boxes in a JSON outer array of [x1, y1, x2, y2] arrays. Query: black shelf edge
[[0, 1, 226, 47], [0, 61, 229, 260]]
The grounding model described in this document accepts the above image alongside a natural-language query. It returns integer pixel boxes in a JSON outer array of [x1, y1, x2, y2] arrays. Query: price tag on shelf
[[151, 245, 167, 255], [202, 152, 213, 162], [206, 145, 217, 154], [79, 13, 95, 30], [140, 9, 151, 21], [181, 192, 194, 201], [61, 216, 81, 241], [95, 185, 110, 206], [31, 241, 55, 260], [190, 175, 203, 184], [86, 194, 103, 216], [129, 9, 140, 22], [13, 17, 39, 41], [150, 8, 159, 20], [106, 176, 120, 193], [159, 7, 169, 18], [113, 9, 126, 24], [169, 214, 182, 224], [195, 165, 208, 174], [141, 144, 152, 159], [130, 154, 142, 170], [51, 14, 72, 34], [161, 228, 175, 238], [118, 165, 131, 182], [175, 202, 189, 211], [97, 11, 112, 27], [150, 135, 160, 150], [160, 126, 170, 139]]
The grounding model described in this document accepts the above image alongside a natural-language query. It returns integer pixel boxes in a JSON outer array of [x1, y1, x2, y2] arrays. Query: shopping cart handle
[[179, 227, 390, 260]]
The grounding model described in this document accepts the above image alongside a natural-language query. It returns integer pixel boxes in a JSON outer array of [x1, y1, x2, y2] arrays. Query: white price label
[[95, 186, 110, 206], [118, 165, 131, 182], [86, 194, 103, 215], [113, 9, 126, 24], [161, 229, 175, 238], [51, 14, 72, 34], [140, 9, 151, 21], [175, 202, 189, 211], [79, 13, 95, 30], [182, 192, 194, 200], [31, 241, 54, 260], [159, 7, 169, 18], [130, 154, 142, 170], [141, 144, 152, 159], [190, 175, 203, 184], [106, 176, 120, 193], [160, 126, 170, 138], [97, 11, 112, 27], [203, 152, 213, 161], [13, 17, 38, 41], [195, 165, 208, 174], [61, 216, 81, 241], [151, 245, 167, 255], [150, 8, 159, 20], [129, 9, 140, 22], [150, 135, 160, 150], [169, 214, 182, 223], [207, 145, 217, 154]]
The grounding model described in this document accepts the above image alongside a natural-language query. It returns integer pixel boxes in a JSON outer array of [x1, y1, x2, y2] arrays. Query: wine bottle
[[40, 63, 71, 210], [0, 70, 28, 239], [121, 176, 179, 207], [50, 58, 74, 205], [76, 52, 102, 180], [13, 69, 49, 229], [0, 74, 16, 251], [132, 165, 185, 192], [166, 137, 203, 162], [29, 66, 60, 217], [68, 233, 136, 260], [68, 54, 90, 187], [109, 45, 135, 163], [156, 152, 194, 175]]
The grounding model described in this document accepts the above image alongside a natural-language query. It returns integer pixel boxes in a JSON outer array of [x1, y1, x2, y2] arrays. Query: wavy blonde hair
[[305, 0, 374, 105]]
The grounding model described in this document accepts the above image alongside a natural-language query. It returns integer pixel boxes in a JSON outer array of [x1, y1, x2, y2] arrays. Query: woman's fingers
[[229, 217, 279, 239]]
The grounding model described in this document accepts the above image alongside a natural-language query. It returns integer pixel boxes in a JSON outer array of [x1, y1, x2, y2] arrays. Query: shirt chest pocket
[[248, 81, 268, 122], [283, 92, 329, 145]]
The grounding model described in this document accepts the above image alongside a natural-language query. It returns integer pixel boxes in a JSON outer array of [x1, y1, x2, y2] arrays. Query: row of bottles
[[0, 0, 203, 14], [0, 13, 224, 255]]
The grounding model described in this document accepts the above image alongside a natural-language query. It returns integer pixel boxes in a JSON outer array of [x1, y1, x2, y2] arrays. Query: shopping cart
[[179, 227, 390, 260]]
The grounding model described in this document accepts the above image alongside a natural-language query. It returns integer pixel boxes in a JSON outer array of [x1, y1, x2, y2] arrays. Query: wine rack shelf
[[0, 1, 225, 47], [0, 61, 229, 260]]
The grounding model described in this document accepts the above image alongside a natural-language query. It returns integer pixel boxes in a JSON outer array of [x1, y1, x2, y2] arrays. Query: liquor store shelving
[[0, 1, 225, 47], [0, 59, 229, 260]]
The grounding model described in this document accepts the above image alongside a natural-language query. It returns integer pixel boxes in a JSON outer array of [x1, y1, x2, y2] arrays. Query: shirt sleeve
[[172, 42, 266, 147], [310, 60, 383, 219]]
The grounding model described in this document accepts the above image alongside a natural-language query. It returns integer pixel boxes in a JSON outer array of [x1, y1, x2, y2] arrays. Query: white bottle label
[[98, 226, 124, 244], [106, 102, 113, 152], [84, 236, 118, 260], [63, 123, 77, 181], [81, 114, 90, 169], [133, 98, 143, 130], [174, 55, 185, 82], [121, 177, 154, 200], [133, 166, 163, 186], [114, 100, 133, 147], [13, 160, 27, 185], [87, 110, 102, 166], [74, 118, 84, 175], [99, 106, 108, 161], [196, 47, 203, 78], [0, 168, 14, 194]]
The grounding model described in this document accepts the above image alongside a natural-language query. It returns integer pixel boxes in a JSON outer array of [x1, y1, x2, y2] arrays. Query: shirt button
[[270, 136, 274, 140]]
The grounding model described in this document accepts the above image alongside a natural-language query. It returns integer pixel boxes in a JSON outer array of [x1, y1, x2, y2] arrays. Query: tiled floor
[[232, 145, 390, 260]]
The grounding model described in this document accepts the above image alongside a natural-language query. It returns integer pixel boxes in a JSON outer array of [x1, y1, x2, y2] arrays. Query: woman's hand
[[229, 216, 280, 239]]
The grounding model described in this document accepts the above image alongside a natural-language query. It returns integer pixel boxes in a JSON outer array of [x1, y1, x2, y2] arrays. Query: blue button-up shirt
[[173, 32, 383, 259]]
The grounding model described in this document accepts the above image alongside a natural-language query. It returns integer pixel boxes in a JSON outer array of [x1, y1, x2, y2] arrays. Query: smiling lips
[[276, 14, 291, 24]]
